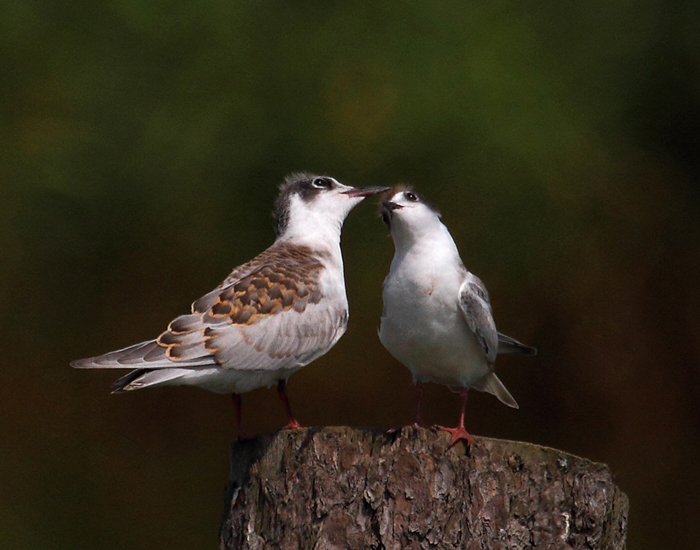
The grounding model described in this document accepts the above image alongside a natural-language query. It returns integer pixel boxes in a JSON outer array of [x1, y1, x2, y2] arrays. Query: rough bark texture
[[220, 427, 628, 550]]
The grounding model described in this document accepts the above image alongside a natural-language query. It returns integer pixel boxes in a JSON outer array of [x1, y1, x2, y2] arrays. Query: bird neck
[[277, 212, 344, 259], [392, 220, 461, 267]]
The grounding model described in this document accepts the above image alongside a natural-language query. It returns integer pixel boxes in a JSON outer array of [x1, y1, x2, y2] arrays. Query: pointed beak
[[381, 200, 403, 212], [380, 200, 402, 227], [342, 186, 390, 198]]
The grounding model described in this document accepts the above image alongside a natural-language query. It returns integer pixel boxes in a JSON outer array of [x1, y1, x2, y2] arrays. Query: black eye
[[312, 177, 333, 189], [405, 192, 418, 202]]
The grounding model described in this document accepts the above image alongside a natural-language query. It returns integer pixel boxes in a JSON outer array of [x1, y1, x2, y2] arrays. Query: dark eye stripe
[[312, 177, 332, 189]]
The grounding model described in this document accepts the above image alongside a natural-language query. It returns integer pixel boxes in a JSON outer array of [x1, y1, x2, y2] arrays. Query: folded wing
[[457, 276, 498, 364], [71, 243, 346, 375]]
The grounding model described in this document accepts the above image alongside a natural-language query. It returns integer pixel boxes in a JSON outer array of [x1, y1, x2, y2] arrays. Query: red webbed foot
[[435, 424, 475, 447], [282, 419, 302, 430]]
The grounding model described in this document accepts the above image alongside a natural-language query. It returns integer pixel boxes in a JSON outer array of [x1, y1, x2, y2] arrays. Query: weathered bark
[[220, 427, 628, 550]]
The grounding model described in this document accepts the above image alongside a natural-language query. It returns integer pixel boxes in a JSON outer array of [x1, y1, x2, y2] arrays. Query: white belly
[[179, 365, 303, 394], [379, 274, 489, 389]]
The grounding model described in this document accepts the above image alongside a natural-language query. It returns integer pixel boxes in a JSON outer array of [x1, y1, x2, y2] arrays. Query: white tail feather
[[479, 373, 519, 409]]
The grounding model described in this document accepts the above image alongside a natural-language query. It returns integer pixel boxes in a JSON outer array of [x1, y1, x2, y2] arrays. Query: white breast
[[379, 232, 490, 389]]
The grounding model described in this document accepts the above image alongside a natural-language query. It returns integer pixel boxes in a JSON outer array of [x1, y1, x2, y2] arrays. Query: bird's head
[[380, 186, 442, 244], [274, 174, 388, 242]]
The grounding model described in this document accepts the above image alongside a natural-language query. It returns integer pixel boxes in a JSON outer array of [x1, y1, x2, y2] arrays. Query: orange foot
[[435, 425, 475, 448], [282, 419, 302, 430]]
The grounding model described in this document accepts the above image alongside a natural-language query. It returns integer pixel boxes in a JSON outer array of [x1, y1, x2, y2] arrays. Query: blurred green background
[[2, 1, 699, 548]]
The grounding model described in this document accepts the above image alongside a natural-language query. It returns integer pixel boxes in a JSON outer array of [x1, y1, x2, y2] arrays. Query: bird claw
[[282, 420, 302, 430], [434, 425, 475, 448]]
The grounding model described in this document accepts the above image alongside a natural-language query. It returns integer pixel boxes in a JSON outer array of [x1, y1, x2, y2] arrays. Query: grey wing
[[497, 332, 537, 355], [458, 277, 498, 364], [70, 339, 213, 369], [205, 304, 348, 371]]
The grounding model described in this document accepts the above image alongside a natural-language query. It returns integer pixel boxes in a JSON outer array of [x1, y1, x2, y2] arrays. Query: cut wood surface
[[220, 427, 628, 550]]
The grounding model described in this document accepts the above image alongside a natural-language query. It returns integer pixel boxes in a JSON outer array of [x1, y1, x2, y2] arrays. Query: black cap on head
[[274, 173, 337, 236]]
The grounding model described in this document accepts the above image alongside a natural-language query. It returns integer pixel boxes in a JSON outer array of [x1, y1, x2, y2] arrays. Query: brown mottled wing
[[72, 243, 339, 371], [154, 243, 342, 370], [458, 276, 498, 364]]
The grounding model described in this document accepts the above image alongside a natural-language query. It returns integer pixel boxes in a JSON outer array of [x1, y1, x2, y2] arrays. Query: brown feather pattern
[[156, 243, 325, 362]]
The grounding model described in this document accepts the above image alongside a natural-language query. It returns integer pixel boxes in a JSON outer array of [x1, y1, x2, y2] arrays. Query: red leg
[[412, 381, 425, 428], [231, 393, 252, 441], [388, 381, 425, 435], [277, 379, 302, 430], [436, 388, 475, 447]]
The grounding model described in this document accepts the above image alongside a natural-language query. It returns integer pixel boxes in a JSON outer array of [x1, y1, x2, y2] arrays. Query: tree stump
[[220, 427, 628, 550]]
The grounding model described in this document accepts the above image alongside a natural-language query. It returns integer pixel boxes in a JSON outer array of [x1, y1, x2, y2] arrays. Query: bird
[[72, 174, 389, 437], [378, 187, 536, 447]]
